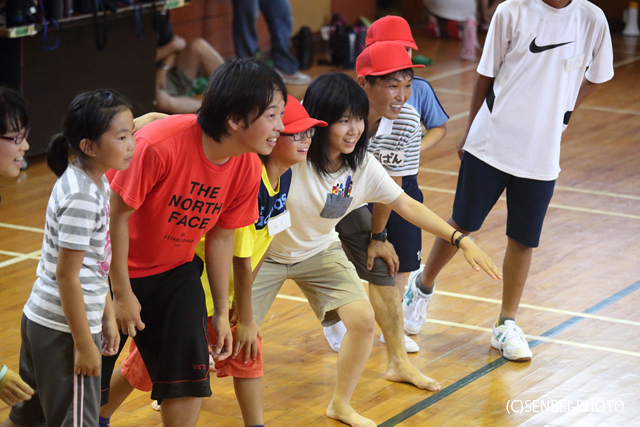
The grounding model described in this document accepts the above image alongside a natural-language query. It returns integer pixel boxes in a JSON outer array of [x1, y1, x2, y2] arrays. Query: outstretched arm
[[133, 112, 169, 132], [387, 192, 502, 279]]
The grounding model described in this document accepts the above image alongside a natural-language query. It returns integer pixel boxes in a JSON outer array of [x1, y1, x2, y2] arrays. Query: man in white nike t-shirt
[[402, 0, 614, 361]]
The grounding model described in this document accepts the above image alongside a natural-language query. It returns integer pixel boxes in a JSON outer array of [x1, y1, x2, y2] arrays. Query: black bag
[[328, 14, 346, 65], [295, 26, 313, 70]]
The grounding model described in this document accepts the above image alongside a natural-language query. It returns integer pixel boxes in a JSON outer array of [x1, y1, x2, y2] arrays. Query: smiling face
[[0, 127, 29, 177], [272, 131, 312, 167], [234, 90, 286, 156], [327, 112, 365, 166], [88, 108, 136, 173], [364, 73, 413, 121]]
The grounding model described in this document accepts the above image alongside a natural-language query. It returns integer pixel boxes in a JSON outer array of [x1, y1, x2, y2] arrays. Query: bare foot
[[385, 362, 441, 391], [327, 401, 376, 427], [151, 400, 161, 411]]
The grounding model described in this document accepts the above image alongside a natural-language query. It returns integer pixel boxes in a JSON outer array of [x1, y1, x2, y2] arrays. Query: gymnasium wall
[[169, 0, 374, 59]]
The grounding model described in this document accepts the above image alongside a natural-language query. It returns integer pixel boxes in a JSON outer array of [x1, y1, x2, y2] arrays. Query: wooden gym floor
[[1, 32, 639, 426]]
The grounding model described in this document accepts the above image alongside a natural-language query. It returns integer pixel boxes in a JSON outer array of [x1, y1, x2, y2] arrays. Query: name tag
[[565, 53, 585, 73], [379, 149, 405, 167], [268, 210, 291, 236]]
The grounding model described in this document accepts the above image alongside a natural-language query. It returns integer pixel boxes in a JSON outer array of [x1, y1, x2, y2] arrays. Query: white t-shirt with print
[[268, 153, 404, 264], [464, 0, 614, 181]]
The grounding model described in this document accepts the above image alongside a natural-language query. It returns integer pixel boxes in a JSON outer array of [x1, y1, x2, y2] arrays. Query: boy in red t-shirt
[[100, 58, 287, 427], [99, 96, 326, 427]]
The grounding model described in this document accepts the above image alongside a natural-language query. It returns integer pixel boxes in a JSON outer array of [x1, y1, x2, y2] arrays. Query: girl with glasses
[[0, 87, 30, 178], [0, 87, 35, 408]]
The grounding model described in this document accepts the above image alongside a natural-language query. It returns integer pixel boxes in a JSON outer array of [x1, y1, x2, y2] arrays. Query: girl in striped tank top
[[5, 90, 135, 427]]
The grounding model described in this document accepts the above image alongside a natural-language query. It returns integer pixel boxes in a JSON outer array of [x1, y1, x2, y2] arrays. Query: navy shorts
[[452, 153, 555, 248], [368, 174, 423, 272]]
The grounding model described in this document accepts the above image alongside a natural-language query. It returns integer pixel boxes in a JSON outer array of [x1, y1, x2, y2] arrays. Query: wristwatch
[[370, 229, 388, 242]]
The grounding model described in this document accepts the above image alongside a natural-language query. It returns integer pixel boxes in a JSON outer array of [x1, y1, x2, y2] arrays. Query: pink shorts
[[121, 316, 263, 392]]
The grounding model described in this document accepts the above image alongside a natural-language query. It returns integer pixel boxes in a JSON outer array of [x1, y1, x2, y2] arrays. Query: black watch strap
[[371, 229, 388, 242]]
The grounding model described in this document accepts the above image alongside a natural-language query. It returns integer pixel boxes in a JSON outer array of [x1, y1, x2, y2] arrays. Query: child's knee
[[340, 301, 375, 335]]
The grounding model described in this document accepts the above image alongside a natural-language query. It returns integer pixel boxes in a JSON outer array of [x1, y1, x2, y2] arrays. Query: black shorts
[[336, 206, 397, 286], [101, 255, 211, 403], [372, 174, 423, 272], [452, 153, 555, 248]]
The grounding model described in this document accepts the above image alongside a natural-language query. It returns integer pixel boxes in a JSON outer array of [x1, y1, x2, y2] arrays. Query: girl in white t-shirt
[[5, 90, 136, 427], [251, 73, 501, 427]]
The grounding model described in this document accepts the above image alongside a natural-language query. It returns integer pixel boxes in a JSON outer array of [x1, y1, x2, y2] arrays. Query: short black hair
[[303, 73, 369, 176], [364, 68, 414, 87], [198, 58, 287, 142], [0, 86, 29, 135]]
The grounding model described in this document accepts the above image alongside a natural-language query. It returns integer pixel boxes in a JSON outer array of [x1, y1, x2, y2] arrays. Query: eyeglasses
[[281, 128, 315, 141], [0, 129, 29, 145]]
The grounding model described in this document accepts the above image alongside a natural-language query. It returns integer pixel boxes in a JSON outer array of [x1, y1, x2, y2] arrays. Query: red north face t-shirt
[[109, 115, 261, 278]]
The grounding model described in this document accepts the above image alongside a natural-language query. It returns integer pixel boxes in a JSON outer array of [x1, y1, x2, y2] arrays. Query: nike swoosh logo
[[529, 37, 574, 53]]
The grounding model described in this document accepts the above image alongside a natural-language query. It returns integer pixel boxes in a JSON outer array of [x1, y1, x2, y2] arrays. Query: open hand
[[459, 238, 502, 280]]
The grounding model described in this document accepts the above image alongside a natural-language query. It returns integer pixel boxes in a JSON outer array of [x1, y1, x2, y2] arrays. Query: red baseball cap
[[282, 95, 327, 134], [356, 41, 424, 77], [366, 15, 418, 50]]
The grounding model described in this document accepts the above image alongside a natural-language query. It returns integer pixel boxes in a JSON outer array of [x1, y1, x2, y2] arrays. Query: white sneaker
[[403, 265, 433, 335], [380, 333, 419, 353], [277, 69, 312, 85], [324, 321, 347, 353], [491, 319, 533, 362]]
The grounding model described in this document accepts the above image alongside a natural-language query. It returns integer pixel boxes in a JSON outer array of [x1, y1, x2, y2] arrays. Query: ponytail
[[46, 133, 72, 178], [46, 90, 131, 177]]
